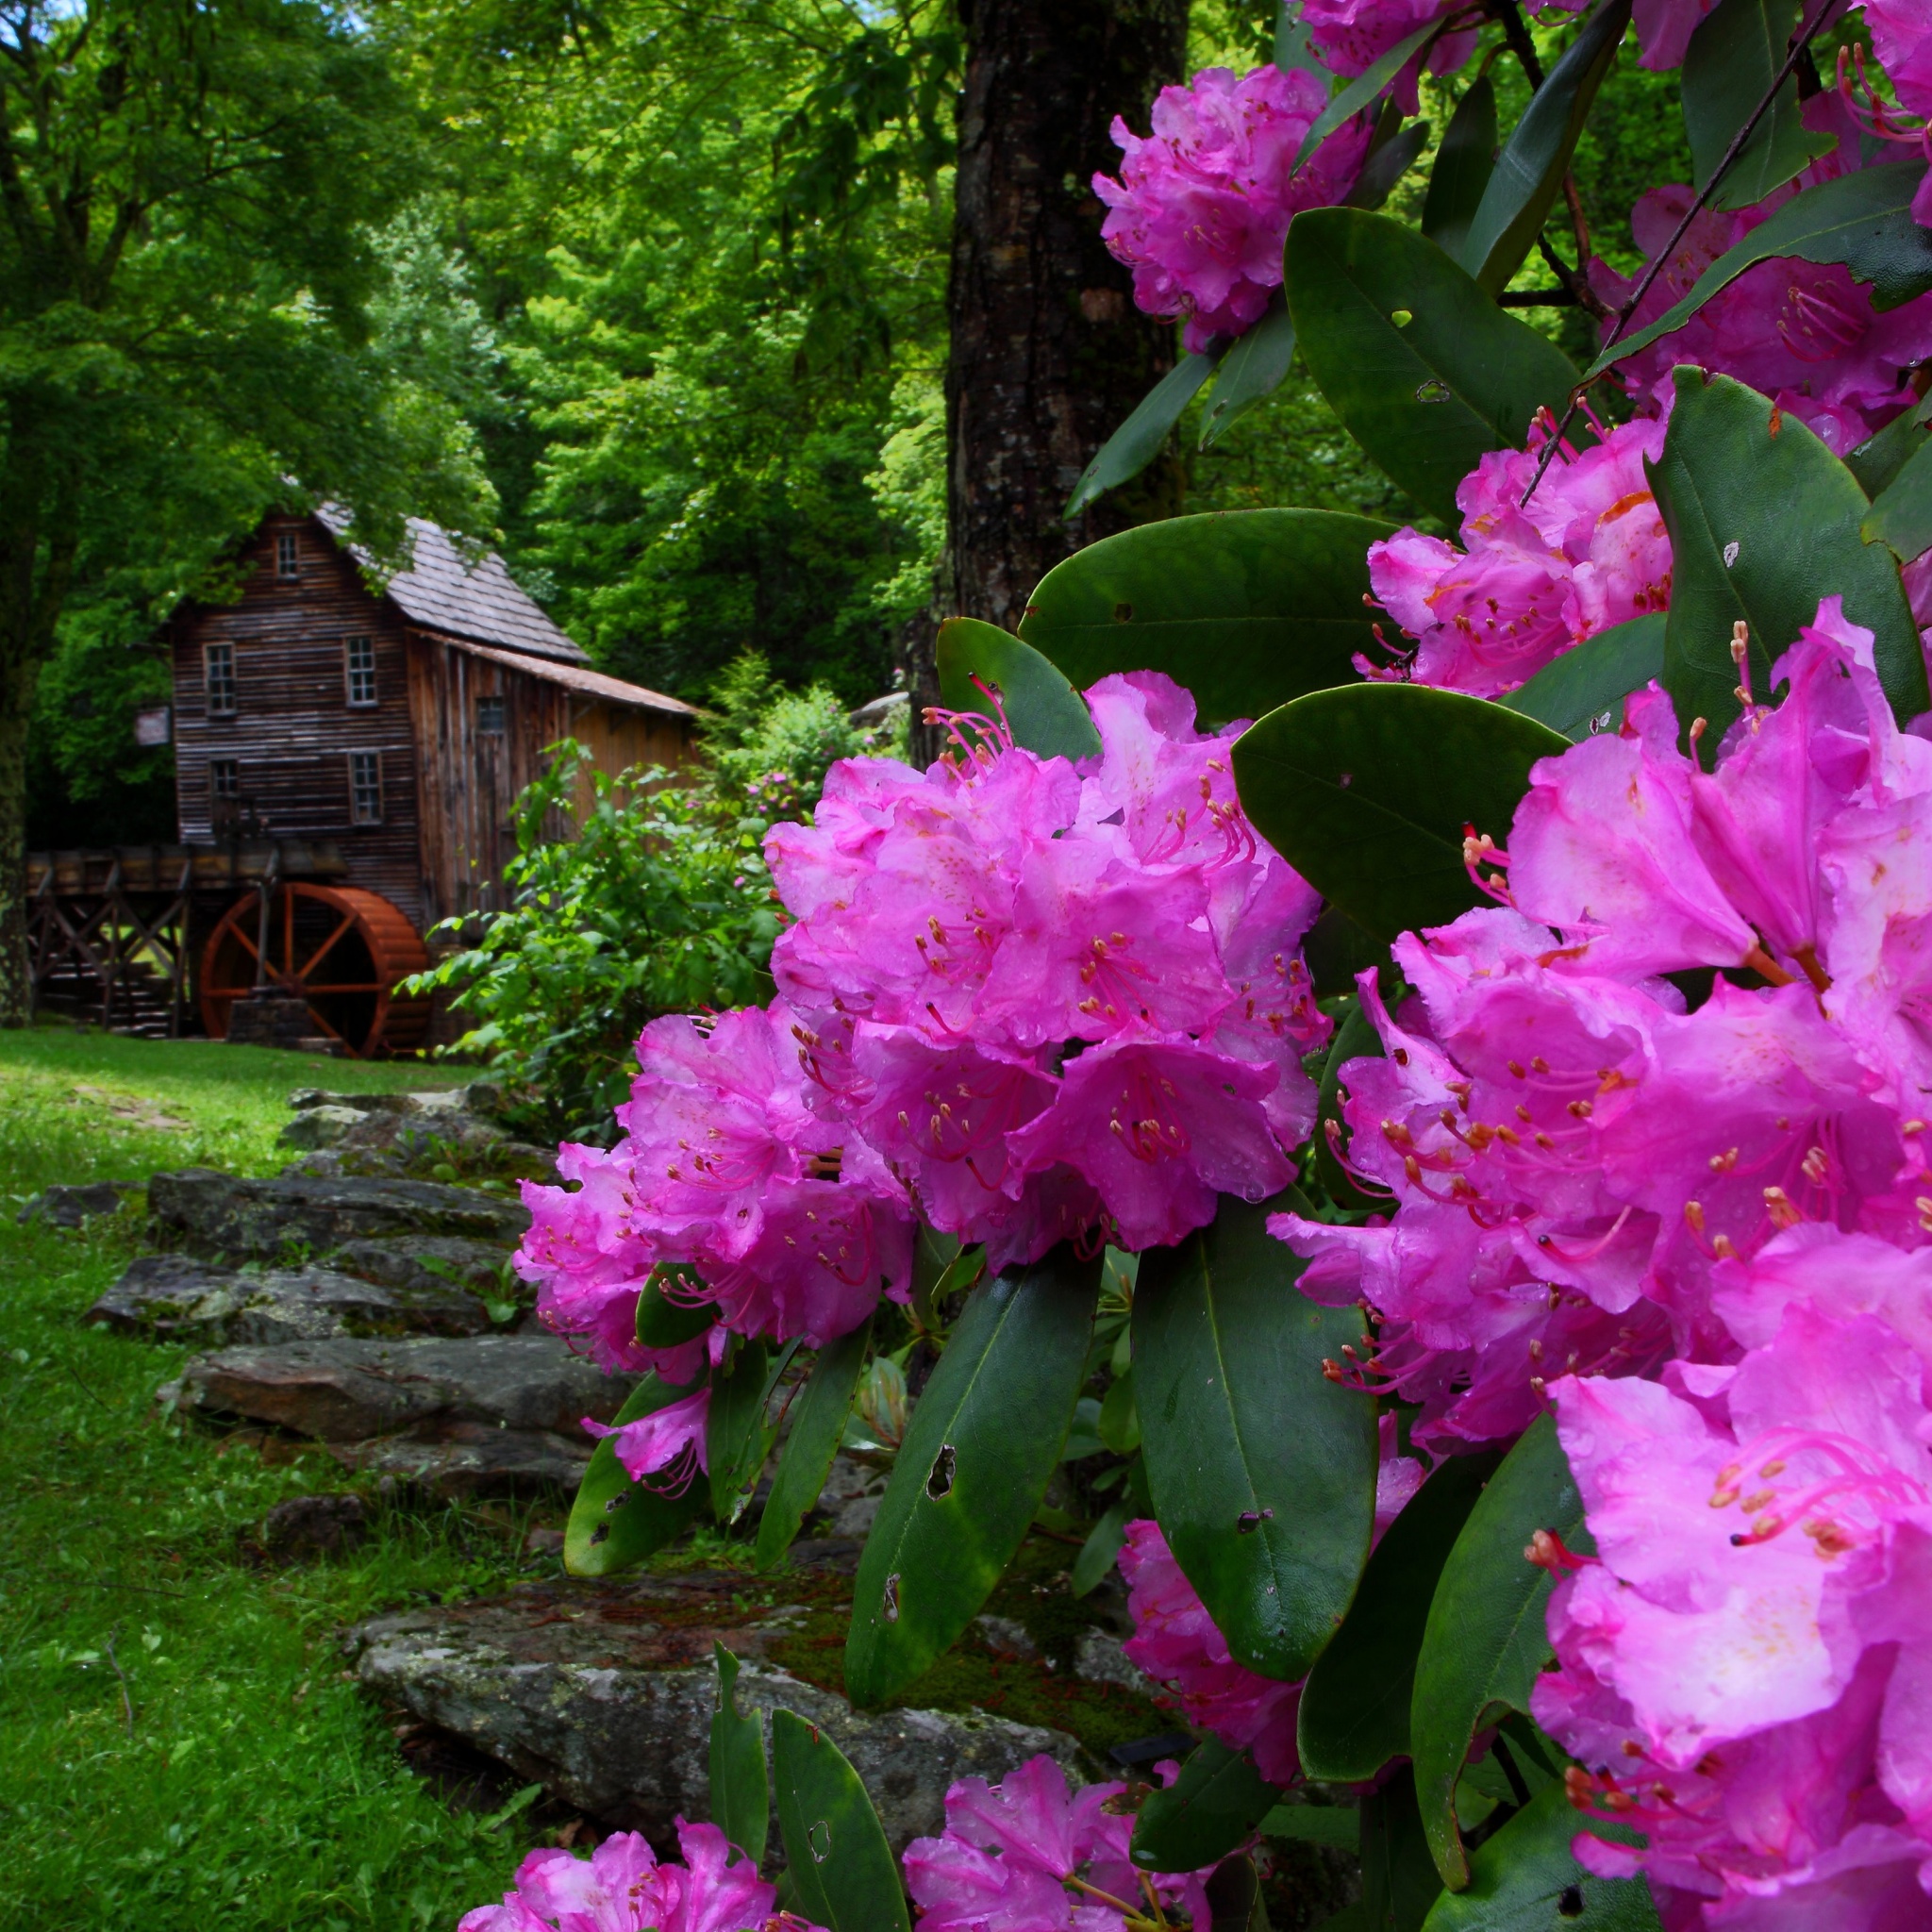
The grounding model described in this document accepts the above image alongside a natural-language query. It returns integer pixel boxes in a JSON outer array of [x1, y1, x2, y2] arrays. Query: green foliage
[[1129, 1739, 1280, 1874]]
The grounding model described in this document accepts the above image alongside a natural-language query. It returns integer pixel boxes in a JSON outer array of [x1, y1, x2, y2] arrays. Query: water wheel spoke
[[297, 912, 358, 984]]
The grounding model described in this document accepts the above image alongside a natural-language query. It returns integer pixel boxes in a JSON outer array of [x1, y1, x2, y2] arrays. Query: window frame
[[204, 640, 237, 718], [348, 749, 383, 826], [275, 531, 300, 579], [208, 757, 240, 803], [475, 693, 507, 735], [343, 635, 377, 708]]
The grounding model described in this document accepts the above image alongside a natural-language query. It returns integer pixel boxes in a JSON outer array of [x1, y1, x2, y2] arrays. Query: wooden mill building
[[28, 508, 697, 1056]]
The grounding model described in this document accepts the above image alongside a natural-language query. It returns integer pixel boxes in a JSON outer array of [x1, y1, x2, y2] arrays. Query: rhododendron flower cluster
[[516, 674, 1327, 1367], [1365, 413, 1672, 696], [1092, 64, 1373, 349], [458, 1822, 820, 1932], [904, 1754, 1218, 1931]]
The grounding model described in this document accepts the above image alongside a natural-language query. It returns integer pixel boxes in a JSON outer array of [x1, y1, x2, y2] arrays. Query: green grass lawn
[[0, 1024, 551, 1929]]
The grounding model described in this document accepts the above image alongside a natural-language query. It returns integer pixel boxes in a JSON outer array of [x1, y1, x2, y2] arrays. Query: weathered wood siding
[[171, 515, 426, 926]]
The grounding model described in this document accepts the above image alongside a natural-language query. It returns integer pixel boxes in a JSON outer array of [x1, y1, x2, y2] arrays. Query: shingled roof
[[316, 507, 588, 665]]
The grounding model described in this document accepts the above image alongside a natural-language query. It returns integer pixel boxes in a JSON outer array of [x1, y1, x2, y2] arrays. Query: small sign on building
[[134, 705, 172, 748]]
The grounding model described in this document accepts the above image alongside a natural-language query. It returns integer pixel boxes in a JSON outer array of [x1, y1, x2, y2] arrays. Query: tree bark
[[911, 0, 1189, 744]]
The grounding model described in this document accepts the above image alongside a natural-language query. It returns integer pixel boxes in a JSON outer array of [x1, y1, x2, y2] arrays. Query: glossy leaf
[[773, 1708, 911, 1932], [1260, 1805, 1362, 1849], [1098, 1365, 1140, 1455], [1848, 391, 1932, 496], [1497, 613, 1666, 740], [708, 1341, 775, 1524], [845, 1247, 1102, 1705], [935, 617, 1102, 762], [1291, 18, 1441, 171], [1422, 75, 1496, 258], [1204, 1855, 1267, 1932], [1862, 429, 1932, 563], [1134, 1191, 1379, 1681], [1459, 0, 1631, 295], [1589, 160, 1932, 377], [1345, 119, 1431, 213], [755, 1315, 874, 1572], [635, 1264, 715, 1350], [710, 1643, 769, 1868], [1131, 1738, 1280, 1874], [1303, 902, 1390, 1001], [1313, 994, 1384, 1210], [1288, 209, 1584, 524], [1422, 1785, 1661, 1930], [1017, 508, 1395, 725], [1648, 370, 1928, 755], [1363, 1767, 1448, 1932], [1071, 1499, 1131, 1597], [564, 1373, 707, 1577], [1410, 1414, 1593, 1890], [1199, 296, 1298, 448], [1232, 685, 1570, 942], [1682, 0, 1832, 211], [1298, 1450, 1504, 1782], [1065, 351, 1220, 516]]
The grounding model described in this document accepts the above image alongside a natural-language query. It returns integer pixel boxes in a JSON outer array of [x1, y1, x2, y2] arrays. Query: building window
[[209, 758, 239, 802], [344, 635, 376, 708], [476, 694, 506, 734], [204, 641, 236, 717], [276, 531, 300, 578], [349, 750, 383, 824]]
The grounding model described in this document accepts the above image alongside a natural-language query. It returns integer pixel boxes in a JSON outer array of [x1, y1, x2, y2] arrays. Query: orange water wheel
[[199, 883, 431, 1058]]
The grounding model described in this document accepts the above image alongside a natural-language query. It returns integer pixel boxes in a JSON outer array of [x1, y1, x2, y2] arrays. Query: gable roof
[[442, 635, 696, 721], [315, 507, 588, 665]]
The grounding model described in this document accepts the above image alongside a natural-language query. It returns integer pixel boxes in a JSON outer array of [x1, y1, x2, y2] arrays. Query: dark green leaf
[[1135, 1191, 1379, 1680], [1288, 210, 1584, 524], [1064, 1393, 1106, 1460], [635, 1265, 715, 1350], [1072, 1500, 1131, 1597], [1588, 161, 1932, 377], [1291, 19, 1442, 171], [845, 1248, 1102, 1705], [1423, 75, 1496, 258], [1363, 1767, 1448, 1932], [1200, 296, 1299, 448], [1410, 1414, 1593, 1890], [1648, 370, 1928, 755], [1131, 1739, 1282, 1874], [1018, 508, 1395, 724], [1459, 0, 1631, 295], [1298, 1450, 1504, 1782], [1862, 429, 1932, 562], [1066, 352, 1221, 515], [1232, 685, 1570, 942], [1205, 1854, 1267, 1932], [1847, 391, 1932, 496], [709, 1643, 769, 1868], [756, 1316, 874, 1572], [1497, 614, 1666, 740], [772, 1708, 911, 1932], [708, 1341, 782, 1524], [1303, 902, 1391, 1001], [1099, 1364, 1140, 1455], [1313, 994, 1386, 1210], [1260, 1805, 1362, 1850], [935, 617, 1102, 762], [564, 1374, 707, 1577], [1274, 0, 1324, 78], [1682, 0, 1833, 211], [1345, 120, 1431, 212], [1421, 1785, 1661, 1929]]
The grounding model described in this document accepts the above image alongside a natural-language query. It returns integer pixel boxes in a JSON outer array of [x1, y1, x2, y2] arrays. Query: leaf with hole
[[773, 1708, 910, 1932], [709, 1643, 769, 1867], [935, 617, 1102, 762], [1288, 209, 1584, 524], [1135, 1191, 1379, 1681], [1497, 613, 1666, 740], [1017, 508, 1394, 726], [845, 1247, 1101, 1705], [564, 1373, 707, 1577], [1647, 370, 1927, 755], [1410, 1414, 1593, 1890], [1131, 1738, 1282, 1874], [1422, 75, 1496, 258], [1682, 0, 1833, 211], [1199, 295, 1298, 449], [1458, 0, 1631, 295], [1066, 352, 1221, 515], [1232, 684, 1569, 942], [756, 1316, 873, 1572]]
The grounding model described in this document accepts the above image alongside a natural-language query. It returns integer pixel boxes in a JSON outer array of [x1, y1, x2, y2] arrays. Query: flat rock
[[172, 1334, 623, 1441], [149, 1169, 526, 1263], [90, 1254, 491, 1345], [329, 1421, 592, 1498], [18, 1180, 140, 1227], [347, 1569, 1082, 1851], [261, 1492, 371, 1559], [326, 1235, 515, 1298]]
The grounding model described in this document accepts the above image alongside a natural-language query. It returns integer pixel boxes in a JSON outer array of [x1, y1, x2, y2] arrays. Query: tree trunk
[[912, 0, 1189, 743]]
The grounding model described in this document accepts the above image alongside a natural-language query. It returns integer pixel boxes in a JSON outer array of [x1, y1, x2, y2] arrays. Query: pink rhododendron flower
[[1532, 1299, 1932, 1925], [903, 1752, 1215, 1932], [458, 1822, 814, 1932], [1296, 0, 1495, 98], [582, 1385, 710, 1492], [1274, 605, 1932, 1445], [1093, 65, 1373, 350], [1365, 414, 1672, 696]]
